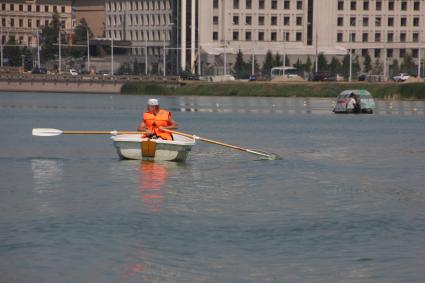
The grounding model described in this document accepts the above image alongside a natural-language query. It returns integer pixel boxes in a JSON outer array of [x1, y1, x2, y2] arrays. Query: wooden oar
[[32, 128, 145, 137], [164, 129, 281, 160]]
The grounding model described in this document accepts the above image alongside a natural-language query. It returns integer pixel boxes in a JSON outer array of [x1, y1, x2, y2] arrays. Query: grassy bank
[[121, 81, 425, 100]]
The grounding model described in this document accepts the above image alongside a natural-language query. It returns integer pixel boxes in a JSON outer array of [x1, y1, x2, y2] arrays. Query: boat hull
[[111, 134, 195, 162]]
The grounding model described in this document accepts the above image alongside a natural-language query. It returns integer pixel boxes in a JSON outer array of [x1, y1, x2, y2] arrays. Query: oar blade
[[32, 128, 63, 137], [247, 149, 282, 160]]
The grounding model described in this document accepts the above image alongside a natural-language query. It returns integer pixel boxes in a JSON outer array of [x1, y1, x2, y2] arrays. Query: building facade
[[73, 0, 105, 38], [0, 0, 73, 46]]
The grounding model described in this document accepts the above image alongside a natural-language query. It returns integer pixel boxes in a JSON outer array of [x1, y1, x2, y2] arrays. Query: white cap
[[147, 98, 159, 106]]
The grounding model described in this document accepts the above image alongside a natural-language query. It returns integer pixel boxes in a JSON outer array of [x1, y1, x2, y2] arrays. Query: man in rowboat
[[137, 99, 178, 140]]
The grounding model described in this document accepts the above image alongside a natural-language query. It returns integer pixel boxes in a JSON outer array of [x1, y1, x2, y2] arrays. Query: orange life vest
[[143, 109, 173, 140]]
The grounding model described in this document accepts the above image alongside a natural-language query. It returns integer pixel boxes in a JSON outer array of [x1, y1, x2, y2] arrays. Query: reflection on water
[[138, 162, 169, 213]]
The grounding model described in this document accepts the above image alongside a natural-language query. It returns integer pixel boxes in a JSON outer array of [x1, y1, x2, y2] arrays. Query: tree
[[304, 56, 312, 73], [317, 53, 327, 72], [261, 50, 274, 77], [247, 56, 260, 75], [353, 55, 361, 77], [71, 18, 94, 58], [233, 49, 250, 79], [400, 53, 415, 74], [363, 52, 372, 73], [341, 54, 350, 79], [329, 57, 341, 74], [23, 48, 33, 71], [372, 59, 383, 74], [5, 38, 22, 66], [389, 59, 400, 77], [273, 53, 282, 66], [40, 12, 62, 62]]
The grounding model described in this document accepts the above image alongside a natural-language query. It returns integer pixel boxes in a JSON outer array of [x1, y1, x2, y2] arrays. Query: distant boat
[[333, 90, 376, 114], [111, 134, 196, 162]]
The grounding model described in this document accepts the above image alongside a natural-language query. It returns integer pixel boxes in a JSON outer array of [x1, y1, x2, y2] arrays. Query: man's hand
[[145, 129, 154, 136]]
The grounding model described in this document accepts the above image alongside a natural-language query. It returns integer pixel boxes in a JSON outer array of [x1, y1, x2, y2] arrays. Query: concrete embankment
[[121, 81, 425, 100]]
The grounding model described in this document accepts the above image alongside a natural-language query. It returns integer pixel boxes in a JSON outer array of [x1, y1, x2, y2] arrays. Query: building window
[[213, 16, 219, 25], [400, 17, 407, 27], [388, 17, 394, 27], [259, 0, 264, 9], [338, 1, 344, 10], [376, 1, 382, 11], [45, 20, 49, 26], [271, 32, 277, 41], [271, 16, 277, 26], [296, 32, 302, 42], [61, 6, 65, 13], [19, 19, 23, 28], [212, 32, 218, 41], [374, 49, 380, 58], [375, 17, 381, 27], [213, 0, 219, 9], [297, 0, 303, 10], [363, 17, 369, 27], [258, 31, 264, 41], [362, 49, 368, 57], [401, 1, 407, 11], [400, 33, 406, 42], [387, 49, 393, 58], [412, 49, 419, 58], [388, 1, 394, 10], [284, 0, 290, 9], [19, 4, 23, 11], [28, 5, 32, 12], [337, 32, 343, 42], [271, 0, 277, 9], [375, 32, 381, 42], [363, 1, 369, 10], [10, 18, 15, 27], [350, 33, 356, 42], [283, 32, 290, 41], [284, 16, 290, 26], [1, 4, 5, 11], [10, 4, 14, 11], [414, 1, 420, 10], [413, 17, 419, 27], [233, 16, 239, 25], [296, 17, 302, 26], [246, 0, 252, 9], [387, 32, 394, 42], [350, 1, 356, 10], [350, 17, 356, 26], [233, 31, 239, 40], [36, 5, 40, 12], [337, 17, 343, 26], [233, 0, 239, 9], [28, 19, 32, 28], [246, 31, 252, 40], [53, 6, 57, 12], [258, 16, 264, 25], [400, 49, 406, 58], [36, 20, 40, 27], [246, 16, 252, 25], [362, 32, 368, 42], [413, 33, 419, 42]]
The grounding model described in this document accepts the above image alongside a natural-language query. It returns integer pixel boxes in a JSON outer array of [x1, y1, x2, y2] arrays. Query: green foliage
[[5, 38, 22, 66], [341, 54, 350, 78], [23, 48, 33, 71], [233, 49, 250, 79], [273, 53, 282, 66], [71, 18, 94, 58], [400, 53, 416, 74], [247, 56, 260, 75], [363, 52, 372, 73], [329, 57, 341, 74], [372, 59, 383, 74], [389, 59, 400, 77], [317, 53, 327, 72], [304, 57, 312, 73], [261, 50, 274, 77], [40, 12, 63, 62], [353, 55, 361, 77]]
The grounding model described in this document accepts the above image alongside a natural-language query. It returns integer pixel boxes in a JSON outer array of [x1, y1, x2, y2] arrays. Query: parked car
[[358, 74, 367, 81], [248, 74, 257, 81], [392, 73, 410, 82], [31, 67, 47, 74], [312, 72, 336, 81], [333, 89, 375, 114], [69, 69, 78, 76]]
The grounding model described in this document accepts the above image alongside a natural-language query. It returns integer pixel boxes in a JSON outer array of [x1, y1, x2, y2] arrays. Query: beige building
[[0, 0, 73, 46], [73, 0, 105, 38], [180, 0, 425, 75]]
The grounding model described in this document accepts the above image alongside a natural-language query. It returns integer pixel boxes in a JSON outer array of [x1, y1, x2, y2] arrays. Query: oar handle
[[62, 131, 145, 135]]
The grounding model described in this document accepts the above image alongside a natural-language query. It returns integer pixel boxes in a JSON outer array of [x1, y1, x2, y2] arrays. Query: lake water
[[1, 92, 425, 283]]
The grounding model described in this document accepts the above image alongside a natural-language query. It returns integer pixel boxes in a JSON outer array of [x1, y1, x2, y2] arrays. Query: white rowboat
[[111, 134, 196, 162]]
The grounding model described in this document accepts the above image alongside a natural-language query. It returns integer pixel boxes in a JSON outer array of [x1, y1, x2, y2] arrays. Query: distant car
[[69, 69, 78, 76], [248, 74, 257, 81], [312, 72, 336, 81], [358, 74, 367, 81], [393, 73, 410, 82], [333, 89, 375, 114], [31, 67, 47, 74]]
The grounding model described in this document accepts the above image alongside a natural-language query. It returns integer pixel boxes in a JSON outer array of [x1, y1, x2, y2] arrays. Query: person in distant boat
[[137, 99, 178, 140], [347, 93, 358, 113]]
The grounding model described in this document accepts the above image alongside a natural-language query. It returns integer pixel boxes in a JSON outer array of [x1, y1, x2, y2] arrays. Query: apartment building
[[104, 0, 175, 57], [0, 0, 73, 46], [73, 0, 105, 38]]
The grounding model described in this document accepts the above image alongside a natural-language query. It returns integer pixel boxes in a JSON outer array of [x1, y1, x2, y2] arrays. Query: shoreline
[[121, 81, 425, 100]]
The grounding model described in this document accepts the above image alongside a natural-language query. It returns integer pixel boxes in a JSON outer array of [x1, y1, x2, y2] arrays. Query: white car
[[393, 73, 410, 82], [69, 69, 78, 76]]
